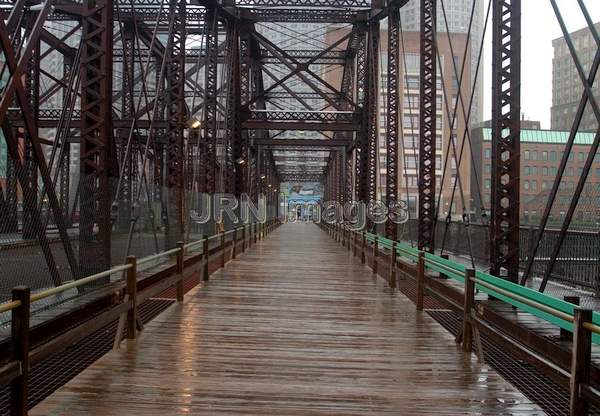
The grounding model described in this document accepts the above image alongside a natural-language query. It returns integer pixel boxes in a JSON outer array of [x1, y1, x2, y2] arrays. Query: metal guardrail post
[[361, 231, 366, 264], [232, 229, 237, 260], [126, 256, 138, 338], [389, 241, 397, 289], [461, 269, 476, 353], [242, 226, 246, 252], [561, 296, 580, 340], [221, 231, 226, 268], [11, 286, 30, 416], [416, 252, 425, 311], [373, 236, 378, 275], [353, 231, 357, 256], [253, 223, 257, 243], [570, 308, 592, 416], [176, 242, 184, 302], [439, 254, 449, 279], [203, 235, 209, 282], [347, 228, 351, 252]]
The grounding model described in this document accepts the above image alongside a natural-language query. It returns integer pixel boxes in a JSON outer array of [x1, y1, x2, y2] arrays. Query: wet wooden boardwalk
[[32, 223, 542, 415]]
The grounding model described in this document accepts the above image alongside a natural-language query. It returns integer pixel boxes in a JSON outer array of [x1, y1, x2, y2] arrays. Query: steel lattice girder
[[165, 0, 186, 248], [202, 5, 219, 194], [417, 0, 437, 253], [490, 0, 521, 282], [79, 0, 114, 276], [366, 21, 379, 207], [385, 6, 400, 239], [354, 29, 369, 202]]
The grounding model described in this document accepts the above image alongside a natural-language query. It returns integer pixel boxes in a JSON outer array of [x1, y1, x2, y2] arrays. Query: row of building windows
[[484, 148, 599, 163], [483, 179, 582, 192]]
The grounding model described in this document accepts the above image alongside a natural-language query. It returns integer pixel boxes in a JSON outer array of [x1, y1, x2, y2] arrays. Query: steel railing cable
[[433, 0, 479, 267], [119, 0, 173, 257], [399, 15, 419, 247], [115, 1, 162, 256], [522, 0, 600, 287], [435, 0, 492, 263]]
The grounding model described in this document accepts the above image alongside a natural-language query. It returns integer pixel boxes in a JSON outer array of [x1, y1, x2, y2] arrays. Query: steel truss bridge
[[1, 0, 600, 415]]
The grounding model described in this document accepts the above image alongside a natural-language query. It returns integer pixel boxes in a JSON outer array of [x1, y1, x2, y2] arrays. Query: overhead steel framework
[[0, 0, 530, 289]]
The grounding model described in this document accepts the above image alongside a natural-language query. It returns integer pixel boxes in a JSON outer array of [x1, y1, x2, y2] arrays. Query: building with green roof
[[472, 127, 600, 227]]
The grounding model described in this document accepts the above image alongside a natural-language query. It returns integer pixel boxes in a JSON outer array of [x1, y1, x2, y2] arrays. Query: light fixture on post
[[235, 157, 246, 165], [260, 174, 266, 180]]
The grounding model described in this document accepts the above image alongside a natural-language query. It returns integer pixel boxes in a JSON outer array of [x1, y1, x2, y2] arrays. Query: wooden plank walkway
[[32, 223, 543, 415]]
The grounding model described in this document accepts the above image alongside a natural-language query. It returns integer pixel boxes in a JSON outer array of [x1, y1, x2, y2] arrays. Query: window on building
[[485, 179, 491, 189], [524, 150, 530, 160], [550, 151, 557, 161], [524, 180, 530, 190], [542, 167, 548, 176], [542, 151, 548, 161], [484, 164, 491, 173], [484, 149, 491, 159], [579, 152, 585, 162], [531, 180, 537, 191], [524, 166, 530, 176], [531, 151, 538, 161]]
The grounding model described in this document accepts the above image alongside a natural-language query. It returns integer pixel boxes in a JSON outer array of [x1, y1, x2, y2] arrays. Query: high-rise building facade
[[399, 0, 485, 126], [551, 22, 600, 132], [325, 28, 474, 219]]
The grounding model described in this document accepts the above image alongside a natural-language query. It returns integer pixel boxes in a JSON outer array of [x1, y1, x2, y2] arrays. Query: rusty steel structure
[[12, 0, 593, 294]]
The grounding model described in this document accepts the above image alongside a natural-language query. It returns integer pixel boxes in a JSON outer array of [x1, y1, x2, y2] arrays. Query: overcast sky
[[482, 0, 600, 128]]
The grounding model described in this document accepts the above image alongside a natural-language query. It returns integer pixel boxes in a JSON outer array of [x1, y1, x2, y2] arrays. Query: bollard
[[389, 241, 397, 289], [203, 235, 209, 282], [561, 296, 580, 340], [361, 231, 366, 264], [11, 286, 30, 416], [373, 236, 378, 274], [569, 308, 592, 416], [416, 252, 425, 311], [461, 269, 476, 352], [176, 242, 184, 302], [126, 256, 138, 337]]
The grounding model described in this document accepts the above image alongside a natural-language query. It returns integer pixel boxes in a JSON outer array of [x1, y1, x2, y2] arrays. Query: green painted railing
[[359, 229, 600, 344]]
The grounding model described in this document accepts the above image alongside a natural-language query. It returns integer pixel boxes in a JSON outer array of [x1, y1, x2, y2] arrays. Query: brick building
[[471, 127, 600, 227]]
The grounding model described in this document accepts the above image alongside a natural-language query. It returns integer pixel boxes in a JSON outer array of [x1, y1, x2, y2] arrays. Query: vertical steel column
[[79, 0, 114, 276], [418, 0, 437, 253], [225, 21, 243, 196], [22, 18, 40, 240], [59, 142, 70, 223], [355, 31, 368, 203], [490, 0, 521, 282], [165, 0, 186, 248], [386, 7, 400, 240], [366, 21, 379, 208], [203, 6, 219, 195], [119, 28, 135, 231]]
